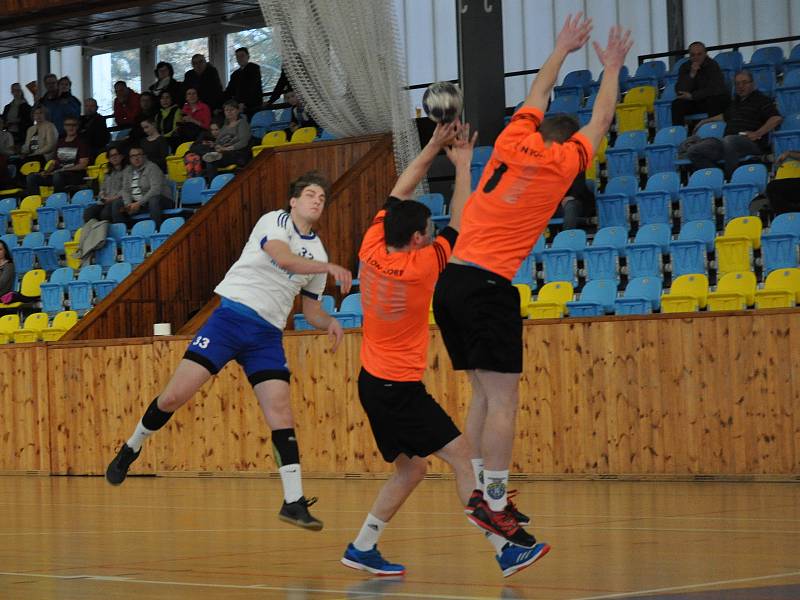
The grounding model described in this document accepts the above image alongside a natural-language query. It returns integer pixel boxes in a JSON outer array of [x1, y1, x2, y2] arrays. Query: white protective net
[[259, 0, 421, 181]]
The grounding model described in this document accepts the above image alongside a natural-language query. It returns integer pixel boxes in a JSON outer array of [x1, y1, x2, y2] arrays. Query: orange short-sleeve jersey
[[358, 209, 454, 381], [453, 106, 594, 280]]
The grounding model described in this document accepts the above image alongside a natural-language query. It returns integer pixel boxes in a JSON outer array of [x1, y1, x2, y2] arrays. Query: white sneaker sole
[[501, 543, 551, 578], [341, 557, 405, 576]]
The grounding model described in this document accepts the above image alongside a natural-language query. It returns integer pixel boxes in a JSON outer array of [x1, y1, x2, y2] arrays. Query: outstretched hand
[[555, 12, 593, 54], [428, 120, 459, 149], [592, 25, 633, 71], [444, 122, 479, 168]]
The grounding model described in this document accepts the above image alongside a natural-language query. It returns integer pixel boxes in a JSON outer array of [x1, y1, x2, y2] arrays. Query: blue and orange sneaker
[[497, 542, 551, 578], [341, 543, 406, 576]]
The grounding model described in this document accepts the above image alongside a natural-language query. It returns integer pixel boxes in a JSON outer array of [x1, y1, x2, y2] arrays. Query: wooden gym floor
[[1, 476, 799, 600]]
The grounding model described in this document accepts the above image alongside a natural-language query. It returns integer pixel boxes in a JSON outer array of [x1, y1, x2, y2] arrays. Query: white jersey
[[214, 210, 328, 330]]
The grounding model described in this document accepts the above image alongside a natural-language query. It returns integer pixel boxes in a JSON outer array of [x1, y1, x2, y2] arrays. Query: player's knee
[[157, 389, 186, 412], [398, 459, 427, 485]]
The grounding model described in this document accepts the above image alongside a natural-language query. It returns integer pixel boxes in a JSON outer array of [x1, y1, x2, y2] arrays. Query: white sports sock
[[126, 420, 155, 452], [484, 469, 509, 512], [470, 458, 484, 491], [485, 531, 508, 555], [353, 513, 386, 552], [279, 464, 303, 503]]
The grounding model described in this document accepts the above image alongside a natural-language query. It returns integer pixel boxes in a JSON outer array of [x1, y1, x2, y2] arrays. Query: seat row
[[0, 311, 78, 343]]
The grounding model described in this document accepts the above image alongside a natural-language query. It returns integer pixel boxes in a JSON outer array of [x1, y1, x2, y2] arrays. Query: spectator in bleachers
[[552, 171, 595, 230], [54, 77, 81, 134], [224, 47, 263, 117], [20, 105, 59, 165], [113, 81, 141, 128], [183, 54, 223, 112], [748, 150, 800, 217], [177, 87, 211, 143], [149, 61, 184, 106], [2, 83, 32, 146], [0, 240, 14, 299], [186, 121, 221, 177], [130, 91, 158, 144], [686, 70, 782, 177], [84, 146, 126, 222], [138, 118, 170, 173], [266, 67, 290, 105], [202, 99, 251, 180], [80, 98, 111, 160], [286, 87, 317, 134], [155, 90, 182, 151], [672, 41, 730, 126], [0, 117, 14, 157], [25, 116, 89, 195], [114, 146, 174, 226], [31, 74, 66, 134]]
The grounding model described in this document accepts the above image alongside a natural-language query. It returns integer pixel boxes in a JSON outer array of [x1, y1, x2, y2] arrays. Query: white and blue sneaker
[[496, 542, 550, 578], [341, 543, 406, 576]]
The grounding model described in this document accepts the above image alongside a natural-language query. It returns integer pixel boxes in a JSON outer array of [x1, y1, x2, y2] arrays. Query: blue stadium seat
[[532, 235, 546, 263], [614, 276, 662, 314], [2, 233, 18, 249], [94, 238, 118, 270], [592, 226, 628, 253], [470, 146, 493, 190], [36, 193, 68, 235], [626, 60, 666, 89], [783, 43, 800, 73], [250, 110, 274, 139], [108, 222, 127, 243], [21, 232, 44, 248], [39, 266, 74, 314], [771, 112, 800, 157], [749, 64, 777, 96], [645, 126, 687, 175], [94, 262, 133, 300], [714, 50, 744, 74], [696, 121, 726, 139], [679, 168, 724, 224], [761, 213, 800, 274], [10, 246, 34, 274], [577, 92, 597, 126], [748, 46, 784, 72], [337, 292, 363, 328], [120, 220, 156, 265], [512, 251, 537, 288], [669, 239, 707, 277], [541, 248, 578, 286], [583, 226, 627, 282], [678, 220, 716, 252], [776, 72, 800, 115], [180, 177, 207, 208], [566, 278, 618, 316], [635, 172, 680, 226], [550, 229, 587, 258], [554, 69, 593, 99], [66, 266, 102, 313], [34, 229, 71, 272], [605, 130, 647, 179], [200, 173, 235, 202], [626, 223, 671, 279], [596, 175, 638, 230], [417, 193, 444, 215], [545, 94, 581, 117], [722, 164, 768, 223], [321, 294, 336, 313], [149, 217, 185, 252]]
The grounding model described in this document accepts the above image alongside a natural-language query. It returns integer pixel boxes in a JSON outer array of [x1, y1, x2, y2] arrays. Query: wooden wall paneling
[[790, 315, 800, 474], [0, 344, 50, 472], [583, 321, 611, 473], [636, 319, 665, 474], [768, 314, 794, 473], [519, 321, 557, 474], [47, 340, 157, 474], [696, 316, 727, 474]]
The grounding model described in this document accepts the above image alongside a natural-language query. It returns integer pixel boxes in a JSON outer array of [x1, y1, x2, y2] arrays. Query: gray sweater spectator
[[84, 147, 126, 222], [112, 149, 173, 226], [203, 100, 252, 181], [21, 106, 59, 162]]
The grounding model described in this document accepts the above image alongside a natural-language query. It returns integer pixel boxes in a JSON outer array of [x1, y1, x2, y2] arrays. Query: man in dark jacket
[[80, 98, 111, 160], [183, 54, 224, 111], [687, 70, 782, 176], [672, 41, 730, 126], [2, 83, 32, 145], [224, 47, 263, 117]]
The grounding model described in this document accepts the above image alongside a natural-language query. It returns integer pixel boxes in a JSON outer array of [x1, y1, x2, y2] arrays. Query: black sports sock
[[272, 428, 300, 467], [141, 397, 174, 431]]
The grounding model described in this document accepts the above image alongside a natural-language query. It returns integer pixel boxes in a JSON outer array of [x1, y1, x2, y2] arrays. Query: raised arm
[[442, 122, 478, 231], [390, 121, 457, 199], [524, 13, 593, 112], [579, 25, 634, 151]]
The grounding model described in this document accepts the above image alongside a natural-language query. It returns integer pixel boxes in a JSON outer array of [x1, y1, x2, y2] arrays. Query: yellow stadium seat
[[755, 268, 800, 309], [41, 310, 78, 341], [586, 157, 598, 182], [166, 142, 194, 183], [0, 186, 23, 196], [707, 271, 757, 311], [776, 160, 800, 180], [513, 283, 533, 317], [528, 281, 574, 319], [624, 85, 657, 112], [19, 160, 40, 176], [43, 160, 55, 171], [86, 152, 109, 180], [661, 274, 709, 313], [595, 136, 609, 164], [252, 130, 289, 157], [13, 312, 49, 342], [715, 236, 753, 278], [725, 216, 762, 250], [289, 126, 317, 144], [615, 105, 647, 133], [0, 269, 46, 310], [16, 195, 42, 216], [0, 333, 9, 344], [0, 314, 20, 337], [10, 194, 42, 233], [38, 186, 54, 197]]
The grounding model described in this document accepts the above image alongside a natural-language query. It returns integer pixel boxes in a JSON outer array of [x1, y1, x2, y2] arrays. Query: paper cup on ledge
[[153, 323, 172, 336]]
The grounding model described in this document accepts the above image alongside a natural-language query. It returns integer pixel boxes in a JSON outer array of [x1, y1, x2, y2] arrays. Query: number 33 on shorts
[[192, 335, 210, 349]]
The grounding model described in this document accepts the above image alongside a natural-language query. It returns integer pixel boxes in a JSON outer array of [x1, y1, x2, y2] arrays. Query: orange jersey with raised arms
[[453, 106, 594, 279], [359, 209, 455, 381]]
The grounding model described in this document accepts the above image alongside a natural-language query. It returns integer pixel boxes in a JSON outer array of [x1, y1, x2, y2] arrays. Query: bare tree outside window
[[92, 49, 141, 116], [226, 28, 282, 95], [156, 37, 209, 83]]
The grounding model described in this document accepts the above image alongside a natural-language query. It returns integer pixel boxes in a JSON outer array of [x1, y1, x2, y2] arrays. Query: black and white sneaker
[[278, 496, 324, 531], [105, 443, 141, 486]]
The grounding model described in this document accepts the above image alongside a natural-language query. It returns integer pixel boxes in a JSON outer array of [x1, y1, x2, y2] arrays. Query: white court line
[[3, 523, 800, 538], [0, 501, 798, 523], [568, 569, 800, 600], [0, 571, 496, 600]]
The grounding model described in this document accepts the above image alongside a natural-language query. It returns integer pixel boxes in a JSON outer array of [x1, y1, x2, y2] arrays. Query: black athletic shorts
[[432, 263, 523, 373], [358, 368, 461, 463]]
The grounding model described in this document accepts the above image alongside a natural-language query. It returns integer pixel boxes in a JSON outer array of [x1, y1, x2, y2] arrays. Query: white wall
[[0, 54, 37, 108], [685, 0, 800, 61]]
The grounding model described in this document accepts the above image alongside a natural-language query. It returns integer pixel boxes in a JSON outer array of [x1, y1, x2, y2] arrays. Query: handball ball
[[422, 82, 463, 124]]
